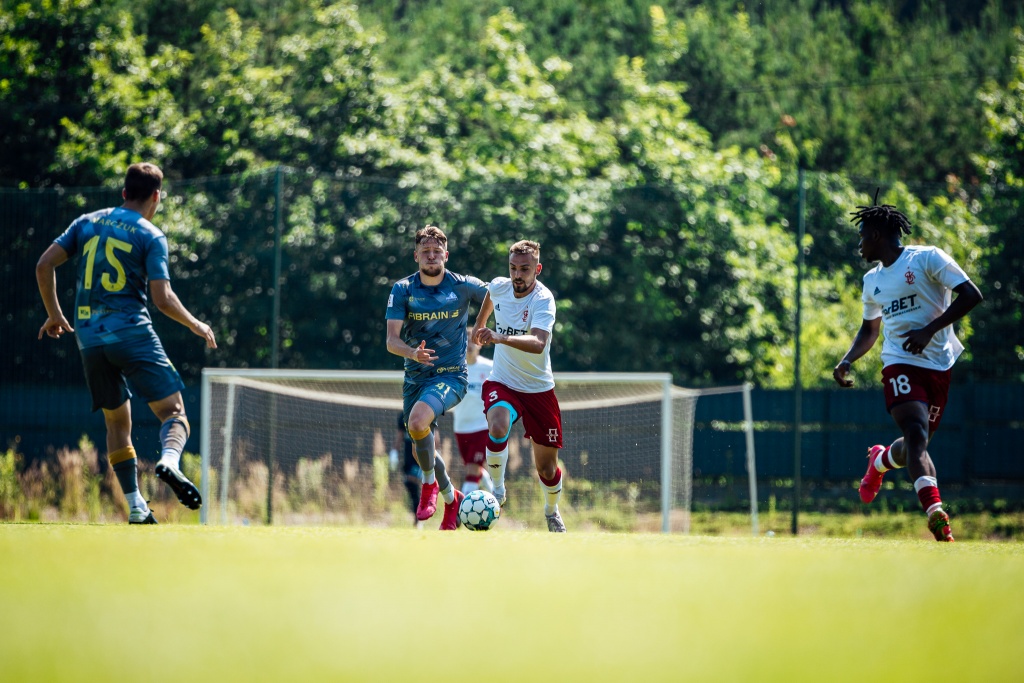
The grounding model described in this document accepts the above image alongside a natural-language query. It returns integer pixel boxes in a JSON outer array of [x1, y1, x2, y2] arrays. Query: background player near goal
[[450, 325, 495, 495]]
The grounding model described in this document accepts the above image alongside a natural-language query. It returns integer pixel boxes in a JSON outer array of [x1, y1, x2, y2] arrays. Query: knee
[[537, 461, 557, 480], [902, 422, 929, 450], [487, 416, 511, 440], [407, 413, 432, 438]]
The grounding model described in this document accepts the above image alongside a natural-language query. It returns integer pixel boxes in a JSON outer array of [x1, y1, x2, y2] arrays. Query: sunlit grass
[[1, 524, 1022, 682]]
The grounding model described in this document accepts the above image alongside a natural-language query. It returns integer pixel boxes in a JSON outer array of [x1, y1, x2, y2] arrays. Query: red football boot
[[416, 481, 439, 521], [439, 490, 464, 531], [859, 444, 887, 504], [928, 509, 955, 542]]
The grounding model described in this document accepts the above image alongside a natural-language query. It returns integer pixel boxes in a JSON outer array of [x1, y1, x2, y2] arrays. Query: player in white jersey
[[451, 326, 495, 494], [833, 199, 982, 542], [472, 240, 566, 532]]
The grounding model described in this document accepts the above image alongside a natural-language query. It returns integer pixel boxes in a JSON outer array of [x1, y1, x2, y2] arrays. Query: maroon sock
[[916, 485, 942, 512], [539, 467, 562, 488]]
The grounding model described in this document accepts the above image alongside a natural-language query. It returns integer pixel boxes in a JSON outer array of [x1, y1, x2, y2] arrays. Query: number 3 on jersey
[[888, 374, 912, 396], [82, 234, 132, 292]]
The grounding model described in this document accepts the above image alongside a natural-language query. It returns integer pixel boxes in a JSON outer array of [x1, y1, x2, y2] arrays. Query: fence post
[[267, 165, 284, 524], [792, 167, 806, 535]]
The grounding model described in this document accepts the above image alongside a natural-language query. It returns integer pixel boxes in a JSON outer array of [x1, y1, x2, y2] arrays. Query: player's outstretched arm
[[150, 279, 217, 348], [833, 317, 880, 387], [35, 243, 74, 340]]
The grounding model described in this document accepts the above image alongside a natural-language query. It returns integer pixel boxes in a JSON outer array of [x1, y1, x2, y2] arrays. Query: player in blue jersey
[[385, 225, 487, 530], [36, 162, 217, 524]]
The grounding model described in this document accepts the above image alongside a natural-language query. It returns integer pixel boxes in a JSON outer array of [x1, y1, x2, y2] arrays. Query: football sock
[[109, 446, 144, 506], [411, 427, 436, 474], [479, 468, 494, 493], [461, 473, 481, 495], [873, 445, 900, 472], [126, 490, 147, 510], [540, 467, 563, 516], [914, 476, 942, 513], [486, 438, 509, 490], [434, 454, 455, 504], [158, 415, 190, 466]]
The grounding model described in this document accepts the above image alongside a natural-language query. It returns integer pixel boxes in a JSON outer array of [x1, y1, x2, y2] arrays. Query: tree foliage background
[[2, 0, 1021, 390]]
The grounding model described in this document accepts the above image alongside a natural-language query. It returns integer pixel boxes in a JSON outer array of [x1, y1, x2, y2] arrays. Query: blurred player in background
[[473, 239, 566, 532], [36, 162, 217, 524], [385, 225, 487, 530], [833, 197, 982, 542], [391, 412, 424, 527], [450, 325, 495, 495]]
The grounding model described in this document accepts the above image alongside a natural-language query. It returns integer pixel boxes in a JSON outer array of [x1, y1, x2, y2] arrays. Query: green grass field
[[2, 525, 1022, 682]]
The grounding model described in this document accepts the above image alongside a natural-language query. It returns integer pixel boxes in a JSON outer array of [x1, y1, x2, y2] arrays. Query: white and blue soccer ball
[[459, 489, 501, 531]]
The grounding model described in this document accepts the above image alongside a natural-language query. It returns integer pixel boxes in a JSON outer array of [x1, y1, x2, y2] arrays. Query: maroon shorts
[[881, 363, 952, 432], [482, 380, 563, 448], [455, 429, 489, 466]]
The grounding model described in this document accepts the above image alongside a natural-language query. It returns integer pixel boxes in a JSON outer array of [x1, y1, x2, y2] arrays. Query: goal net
[[199, 369, 757, 533]]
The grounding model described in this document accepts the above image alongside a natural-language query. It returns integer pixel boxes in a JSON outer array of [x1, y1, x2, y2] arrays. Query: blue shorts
[[402, 375, 467, 429], [79, 329, 185, 412]]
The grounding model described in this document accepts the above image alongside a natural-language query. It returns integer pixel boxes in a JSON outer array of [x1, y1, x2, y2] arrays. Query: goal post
[[199, 369, 758, 533]]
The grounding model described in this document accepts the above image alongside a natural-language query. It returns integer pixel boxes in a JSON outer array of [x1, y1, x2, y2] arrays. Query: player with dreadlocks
[[833, 191, 982, 541]]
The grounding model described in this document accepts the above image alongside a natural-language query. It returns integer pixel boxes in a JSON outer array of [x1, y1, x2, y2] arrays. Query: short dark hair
[[415, 225, 448, 248], [124, 162, 163, 200], [850, 189, 911, 239], [509, 240, 540, 259]]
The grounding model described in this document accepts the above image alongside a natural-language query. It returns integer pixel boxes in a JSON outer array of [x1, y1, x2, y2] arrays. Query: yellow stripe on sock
[[409, 426, 431, 441], [108, 446, 137, 466]]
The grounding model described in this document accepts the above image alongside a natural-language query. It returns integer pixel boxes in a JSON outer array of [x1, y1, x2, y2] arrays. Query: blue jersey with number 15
[[54, 206, 170, 350]]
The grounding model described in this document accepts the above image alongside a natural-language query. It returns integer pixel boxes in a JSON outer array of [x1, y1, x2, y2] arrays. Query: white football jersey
[[453, 356, 492, 433], [861, 245, 970, 371], [486, 277, 556, 393]]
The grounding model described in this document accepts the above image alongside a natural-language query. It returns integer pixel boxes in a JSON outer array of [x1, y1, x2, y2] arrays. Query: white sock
[[479, 469, 494, 493], [127, 490, 147, 509], [873, 452, 889, 473], [421, 469, 436, 486], [913, 476, 938, 492], [439, 481, 455, 504], [461, 481, 479, 495], [486, 448, 508, 491], [542, 477, 562, 516], [158, 451, 180, 468]]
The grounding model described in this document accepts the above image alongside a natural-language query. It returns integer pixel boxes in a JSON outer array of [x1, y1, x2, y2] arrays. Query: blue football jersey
[[54, 207, 170, 349], [386, 271, 487, 383]]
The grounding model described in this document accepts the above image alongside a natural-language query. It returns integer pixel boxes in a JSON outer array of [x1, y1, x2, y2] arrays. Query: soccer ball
[[459, 489, 501, 531]]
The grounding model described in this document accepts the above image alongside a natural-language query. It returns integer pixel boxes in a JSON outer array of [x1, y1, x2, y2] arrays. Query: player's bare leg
[[103, 401, 154, 524], [892, 402, 952, 541], [534, 442, 565, 532], [485, 405, 514, 506], [461, 462, 493, 495], [150, 392, 201, 511]]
